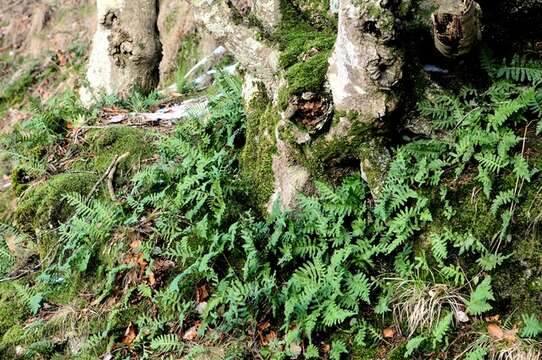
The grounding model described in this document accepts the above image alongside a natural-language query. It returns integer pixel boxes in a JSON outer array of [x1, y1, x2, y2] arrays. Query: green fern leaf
[[404, 336, 426, 358], [432, 311, 453, 347], [490, 189, 515, 215], [520, 313, 542, 338], [464, 347, 488, 360], [150, 334, 183, 352], [466, 277, 495, 315], [330, 339, 348, 360]]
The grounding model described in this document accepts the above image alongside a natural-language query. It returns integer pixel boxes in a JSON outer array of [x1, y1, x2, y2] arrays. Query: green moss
[[275, 0, 336, 99], [15, 126, 154, 241], [77, 126, 156, 174], [290, 0, 337, 29], [240, 86, 278, 210], [0, 284, 27, 336], [285, 50, 333, 96], [174, 32, 201, 92], [386, 343, 407, 360], [0, 324, 24, 357], [15, 172, 97, 235], [297, 116, 375, 182], [352, 346, 379, 360]]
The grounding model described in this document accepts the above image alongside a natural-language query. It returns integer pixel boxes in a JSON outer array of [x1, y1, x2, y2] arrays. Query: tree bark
[[80, 0, 161, 105]]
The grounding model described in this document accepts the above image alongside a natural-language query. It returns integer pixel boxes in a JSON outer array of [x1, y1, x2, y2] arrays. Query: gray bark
[[81, 0, 161, 105]]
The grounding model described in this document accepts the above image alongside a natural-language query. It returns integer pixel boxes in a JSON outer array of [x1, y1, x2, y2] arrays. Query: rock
[[327, 0, 403, 120]]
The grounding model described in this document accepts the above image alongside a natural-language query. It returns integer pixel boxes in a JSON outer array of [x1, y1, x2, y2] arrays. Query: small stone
[[301, 92, 315, 101], [196, 301, 207, 315], [455, 310, 469, 323], [289, 341, 302, 358]]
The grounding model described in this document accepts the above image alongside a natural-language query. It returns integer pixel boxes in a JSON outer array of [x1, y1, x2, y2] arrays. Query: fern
[[497, 55, 542, 84], [430, 233, 448, 264], [520, 314, 542, 338], [13, 283, 43, 315], [329, 339, 348, 360], [466, 277, 495, 315], [490, 189, 515, 215], [432, 311, 453, 348], [150, 334, 183, 352], [405, 336, 426, 357], [475, 152, 508, 173]]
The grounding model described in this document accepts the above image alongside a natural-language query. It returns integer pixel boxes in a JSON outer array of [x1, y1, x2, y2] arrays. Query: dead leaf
[[136, 253, 147, 273], [383, 327, 396, 338], [322, 343, 331, 353], [147, 272, 156, 286], [122, 323, 137, 346], [130, 239, 142, 249], [196, 284, 209, 302], [486, 314, 501, 322], [183, 323, 200, 341], [262, 330, 277, 346], [258, 321, 270, 332], [503, 325, 519, 343], [487, 323, 504, 340]]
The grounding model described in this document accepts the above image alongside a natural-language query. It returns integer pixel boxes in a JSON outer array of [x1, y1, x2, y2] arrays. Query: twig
[[87, 155, 119, 201], [107, 152, 131, 201]]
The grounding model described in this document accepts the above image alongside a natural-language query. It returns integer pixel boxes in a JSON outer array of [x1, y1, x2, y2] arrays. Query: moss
[[274, 0, 336, 99], [77, 126, 156, 174], [15, 126, 154, 241], [0, 283, 27, 336], [352, 346, 379, 360], [0, 324, 24, 357], [15, 172, 97, 235], [285, 50, 333, 96], [173, 32, 201, 92], [297, 116, 376, 183], [386, 343, 407, 360], [290, 0, 337, 29], [240, 86, 278, 210]]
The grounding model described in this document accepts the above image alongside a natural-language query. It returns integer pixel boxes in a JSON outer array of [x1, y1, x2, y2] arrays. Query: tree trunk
[[80, 0, 161, 105]]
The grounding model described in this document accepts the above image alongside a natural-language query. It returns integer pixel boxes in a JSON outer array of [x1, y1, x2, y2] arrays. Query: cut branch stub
[[432, 0, 482, 58]]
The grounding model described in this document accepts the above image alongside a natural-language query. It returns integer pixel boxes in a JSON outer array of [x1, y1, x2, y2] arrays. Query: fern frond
[[150, 334, 183, 352], [490, 189, 515, 215], [497, 55, 542, 84], [520, 314, 542, 338], [466, 277, 495, 315]]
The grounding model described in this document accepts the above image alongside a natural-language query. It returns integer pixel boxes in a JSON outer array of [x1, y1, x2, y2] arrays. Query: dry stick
[[107, 152, 131, 201], [87, 155, 119, 201]]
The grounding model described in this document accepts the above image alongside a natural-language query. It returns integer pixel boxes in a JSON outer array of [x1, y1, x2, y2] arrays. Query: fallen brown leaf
[[503, 325, 518, 343], [196, 284, 209, 302], [148, 272, 156, 286], [383, 327, 396, 338], [183, 323, 200, 341], [122, 323, 137, 346], [136, 253, 148, 273], [130, 239, 142, 249], [487, 323, 504, 340]]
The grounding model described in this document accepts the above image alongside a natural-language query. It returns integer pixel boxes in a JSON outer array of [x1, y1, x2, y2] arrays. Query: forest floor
[[1, 2, 542, 360]]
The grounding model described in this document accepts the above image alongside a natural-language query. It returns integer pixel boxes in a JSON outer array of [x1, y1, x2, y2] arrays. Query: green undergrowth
[[0, 54, 541, 360], [0, 43, 89, 117]]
